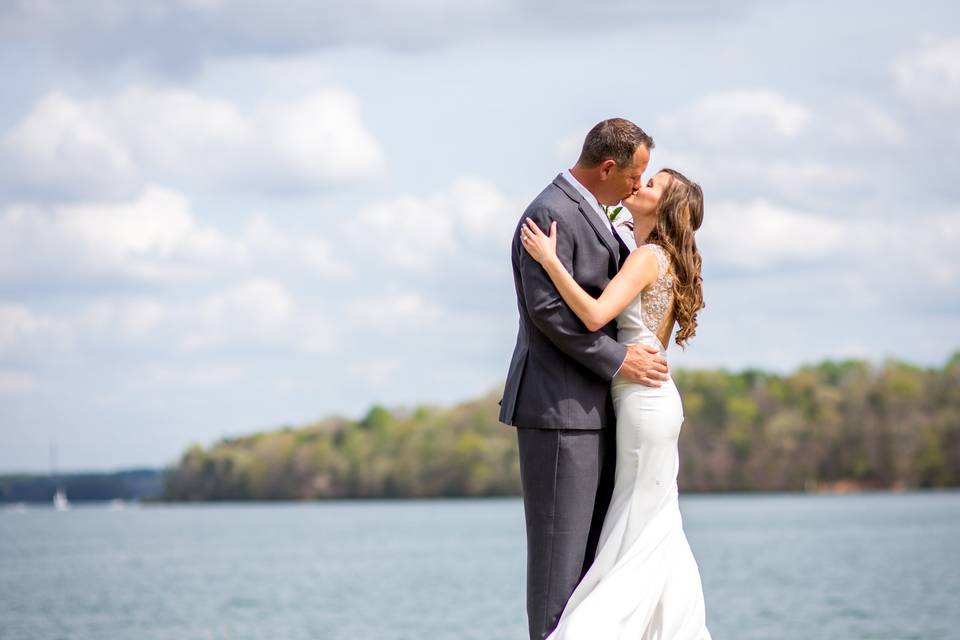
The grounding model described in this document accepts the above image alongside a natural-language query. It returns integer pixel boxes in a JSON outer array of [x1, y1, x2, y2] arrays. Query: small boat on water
[[53, 487, 70, 510], [49, 442, 71, 510]]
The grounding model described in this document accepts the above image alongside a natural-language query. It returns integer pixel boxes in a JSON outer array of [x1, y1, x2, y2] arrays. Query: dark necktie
[[608, 218, 629, 266]]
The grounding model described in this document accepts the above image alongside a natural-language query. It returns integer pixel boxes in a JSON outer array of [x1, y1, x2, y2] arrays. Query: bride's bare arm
[[520, 218, 659, 332]]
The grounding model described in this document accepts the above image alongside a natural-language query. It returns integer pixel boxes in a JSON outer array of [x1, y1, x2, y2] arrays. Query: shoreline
[[5, 486, 959, 507]]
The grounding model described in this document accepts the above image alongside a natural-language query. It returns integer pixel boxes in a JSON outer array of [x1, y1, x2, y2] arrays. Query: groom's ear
[[598, 159, 617, 179]]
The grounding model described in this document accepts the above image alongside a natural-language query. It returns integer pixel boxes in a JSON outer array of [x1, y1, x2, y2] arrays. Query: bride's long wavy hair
[[623, 168, 705, 348]]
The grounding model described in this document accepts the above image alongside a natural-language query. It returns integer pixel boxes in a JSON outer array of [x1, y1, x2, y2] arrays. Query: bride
[[519, 167, 711, 640]]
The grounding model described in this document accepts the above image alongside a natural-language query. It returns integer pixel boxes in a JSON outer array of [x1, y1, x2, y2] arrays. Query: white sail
[[50, 442, 70, 510], [53, 487, 70, 510]]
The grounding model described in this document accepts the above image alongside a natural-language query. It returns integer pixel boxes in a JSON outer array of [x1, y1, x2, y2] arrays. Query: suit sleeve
[[517, 206, 628, 381]]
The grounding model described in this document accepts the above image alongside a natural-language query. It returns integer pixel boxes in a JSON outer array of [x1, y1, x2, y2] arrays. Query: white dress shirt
[[562, 168, 610, 231], [562, 169, 636, 249]]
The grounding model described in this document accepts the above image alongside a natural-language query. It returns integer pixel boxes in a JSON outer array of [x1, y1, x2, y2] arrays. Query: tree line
[[163, 353, 960, 500], [0, 469, 163, 503]]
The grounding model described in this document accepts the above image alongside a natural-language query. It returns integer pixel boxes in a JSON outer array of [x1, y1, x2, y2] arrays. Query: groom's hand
[[619, 344, 669, 387]]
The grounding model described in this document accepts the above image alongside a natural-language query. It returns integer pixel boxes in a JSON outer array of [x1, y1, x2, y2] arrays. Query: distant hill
[[164, 387, 520, 501], [162, 353, 960, 501], [0, 468, 164, 503]]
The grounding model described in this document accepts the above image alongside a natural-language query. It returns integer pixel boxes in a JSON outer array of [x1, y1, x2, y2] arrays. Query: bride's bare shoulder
[[621, 243, 662, 284], [636, 242, 667, 254], [634, 243, 669, 270], [621, 245, 661, 281], [627, 244, 661, 263]]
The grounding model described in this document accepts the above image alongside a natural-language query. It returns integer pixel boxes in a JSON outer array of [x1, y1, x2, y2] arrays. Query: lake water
[[1, 491, 958, 639]]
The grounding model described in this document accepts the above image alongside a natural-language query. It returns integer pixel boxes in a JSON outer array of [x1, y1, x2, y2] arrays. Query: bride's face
[[622, 171, 671, 217]]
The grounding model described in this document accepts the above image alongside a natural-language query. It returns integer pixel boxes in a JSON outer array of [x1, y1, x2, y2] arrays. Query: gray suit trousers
[[516, 425, 617, 640]]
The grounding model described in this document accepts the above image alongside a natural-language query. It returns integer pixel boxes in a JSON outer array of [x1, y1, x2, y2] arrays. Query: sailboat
[[50, 443, 70, 511], [53, 486, 69, 510]]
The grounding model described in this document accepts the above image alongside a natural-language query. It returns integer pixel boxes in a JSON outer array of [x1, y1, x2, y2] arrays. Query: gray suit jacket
[[499, 173, 630, 430]]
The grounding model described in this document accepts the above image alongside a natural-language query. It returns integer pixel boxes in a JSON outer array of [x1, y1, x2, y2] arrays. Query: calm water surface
[[1, 491, 958, 640]]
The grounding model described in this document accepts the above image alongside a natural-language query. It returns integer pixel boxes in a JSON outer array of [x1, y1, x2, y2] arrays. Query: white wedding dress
[[546, 243, 712, 640]]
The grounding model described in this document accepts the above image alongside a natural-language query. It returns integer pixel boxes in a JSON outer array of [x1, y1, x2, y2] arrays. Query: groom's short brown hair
[[577, 118, 654, 169]]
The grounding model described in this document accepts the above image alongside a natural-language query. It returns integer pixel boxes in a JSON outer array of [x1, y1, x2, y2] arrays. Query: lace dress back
[[615, 243, 675, 354]]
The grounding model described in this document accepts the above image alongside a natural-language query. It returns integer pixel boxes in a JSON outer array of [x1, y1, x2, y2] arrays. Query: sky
[[1, 0, 958, 472]]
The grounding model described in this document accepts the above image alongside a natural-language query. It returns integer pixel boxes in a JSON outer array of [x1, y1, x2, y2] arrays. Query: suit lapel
[[553, 174, 620, 265]]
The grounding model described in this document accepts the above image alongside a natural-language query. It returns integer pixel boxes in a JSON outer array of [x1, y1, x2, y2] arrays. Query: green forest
[[163, 353, 960, 501]]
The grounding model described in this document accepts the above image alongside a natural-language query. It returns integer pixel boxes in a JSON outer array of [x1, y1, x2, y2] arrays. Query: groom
[[499, 118, 669, 640]]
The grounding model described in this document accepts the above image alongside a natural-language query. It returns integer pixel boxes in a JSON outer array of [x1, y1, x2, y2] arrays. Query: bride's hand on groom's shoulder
[[520, 218, 558, 266]]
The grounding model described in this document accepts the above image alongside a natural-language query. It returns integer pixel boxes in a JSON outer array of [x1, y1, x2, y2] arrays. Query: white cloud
[[2, 279, 335, 361], [145, 362, 247, 389], [653, 149, 865, 202], [918, 214, 960, 285], [700, 199, 960, 289], [70, 299, 169, 346], [1, 92, 140, 200], [0, 1, 760, 75], [893, 39, 960, 109], [830, 97, 905, 146], [63, 187, 239, 268], [659, 90, 812, 146], [243, 214, 351, 278], [560, 91, 838, 205], [258, 91, 385, 187], [555, 127, 587, 162], [180, 278, 332, 353], [450, 178, 520, 245], [179, 0, 227, 12], [184, 278, 291, 349], [0, 369, 37, 395], [0, 302, 72, 359], [69, 297, 273, 364], [96, 86, 250, 181], [648, 92, 909, 204], [347, 292, 444, 334], [352, 177, 520, 271], [1, 87, 385, 199], [0, 186, 351, 288], [699, 200, 846, 269], [854, 212, 960, 287], [0, 304, 50, 352], [355, 193, 456, 271], [347, 357, 401, 388], [0, 185, 245, 285]]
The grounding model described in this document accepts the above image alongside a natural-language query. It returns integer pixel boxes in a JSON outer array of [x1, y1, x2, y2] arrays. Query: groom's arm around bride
[[498, 118, 667, 640]]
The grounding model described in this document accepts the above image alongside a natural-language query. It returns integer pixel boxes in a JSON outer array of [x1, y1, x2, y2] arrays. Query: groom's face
[[599, 144, 650, 206]]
